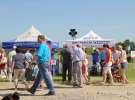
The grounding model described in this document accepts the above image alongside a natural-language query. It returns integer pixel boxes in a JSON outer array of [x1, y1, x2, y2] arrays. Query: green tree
[[116, 39, 135, 51]]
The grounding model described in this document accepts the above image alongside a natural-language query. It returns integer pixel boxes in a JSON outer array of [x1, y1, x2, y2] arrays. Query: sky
[[0, 0, 135, 44]]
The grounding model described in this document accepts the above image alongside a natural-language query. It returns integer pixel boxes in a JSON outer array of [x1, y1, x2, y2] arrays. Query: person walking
[[12, 48, 28, 90], [28, 35, 55, 95]]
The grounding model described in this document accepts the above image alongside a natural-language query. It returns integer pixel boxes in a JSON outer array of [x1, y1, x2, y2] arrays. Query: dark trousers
[[62, 62, 72, 82], [100, 60, 105, 76], [25, 68, 32, 81]]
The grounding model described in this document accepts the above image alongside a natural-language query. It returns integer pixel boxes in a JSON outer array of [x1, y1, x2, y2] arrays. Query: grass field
[[125, 63, 135, 81], [53, 63, 135, 83], [0, 63, 135, 83]]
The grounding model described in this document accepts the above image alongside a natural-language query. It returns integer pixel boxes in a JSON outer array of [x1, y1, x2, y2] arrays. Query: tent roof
[[2, 26, 59, 49], [66, 31, 114, 47], [76, 30, 103, 41], [15, 26, 52, 42]]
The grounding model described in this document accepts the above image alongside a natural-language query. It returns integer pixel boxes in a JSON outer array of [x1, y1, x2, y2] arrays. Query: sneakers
[[44, 91, 55, 96]]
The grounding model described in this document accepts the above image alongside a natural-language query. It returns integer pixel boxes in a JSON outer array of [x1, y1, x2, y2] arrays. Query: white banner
[[131, 51, 135, 58]]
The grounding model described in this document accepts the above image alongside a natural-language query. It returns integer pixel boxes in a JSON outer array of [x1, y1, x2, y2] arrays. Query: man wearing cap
[[7, 46, 16, 82]]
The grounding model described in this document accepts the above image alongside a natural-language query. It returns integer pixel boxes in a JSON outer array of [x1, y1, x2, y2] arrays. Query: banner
[[131, 51, 135, 58]]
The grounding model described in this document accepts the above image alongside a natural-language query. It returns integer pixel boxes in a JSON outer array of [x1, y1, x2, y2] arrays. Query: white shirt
[[112, 50, 121, 62], [25, 52, 33, 62], [8, 50, 16, 63]]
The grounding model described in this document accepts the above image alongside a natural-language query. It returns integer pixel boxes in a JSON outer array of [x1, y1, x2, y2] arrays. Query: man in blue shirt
[[28, 35, 55, 96]]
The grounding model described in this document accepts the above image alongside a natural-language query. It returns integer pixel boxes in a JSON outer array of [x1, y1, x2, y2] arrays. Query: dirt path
[[0, 81, 135, 100]]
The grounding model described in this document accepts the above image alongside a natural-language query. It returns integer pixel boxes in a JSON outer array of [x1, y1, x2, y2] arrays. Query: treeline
[[116, 39, 135, 51]]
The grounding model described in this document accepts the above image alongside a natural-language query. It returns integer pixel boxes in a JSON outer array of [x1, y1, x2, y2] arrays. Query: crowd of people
[[0, 47, 36, 86], [0, 34, 129, 97], [0, 35, 55, 96], [60, 43, 129, 86]]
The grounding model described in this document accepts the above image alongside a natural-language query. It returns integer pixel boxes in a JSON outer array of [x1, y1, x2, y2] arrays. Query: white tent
[[16, 26, 52, 42], [2, 26, 59, 49], [67, 31, 114, 47], [75, 31, 103, 41]]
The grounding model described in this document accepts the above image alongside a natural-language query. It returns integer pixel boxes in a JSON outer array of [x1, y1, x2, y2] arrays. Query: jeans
[[31, 62, 55, 93]]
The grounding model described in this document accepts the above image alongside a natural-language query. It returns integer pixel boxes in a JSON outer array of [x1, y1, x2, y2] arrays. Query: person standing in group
[[82, 48, 89, 84], [72, 44, 85, 88], [25, 49, 33, 81], [118, 45, 128, 84], [0, 48, 8, 80], [92, 48, 100, 75], [8, 46, 16, 82], [25, 50, 33, 68], [12, 48, 28, 90], [111, 46, 121, 71], [102, 44, 114, 84], [112, 46, 121, 67], [28, 35, 55, 95], [92, 49, 99, 65], [99, 44, 106, 76], [60, 44, 72, 84]]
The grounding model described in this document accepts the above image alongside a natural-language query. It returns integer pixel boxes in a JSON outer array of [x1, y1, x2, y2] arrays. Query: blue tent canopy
[[2, 26, 59, 49], [2, 41, 59, 49]]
